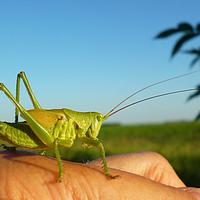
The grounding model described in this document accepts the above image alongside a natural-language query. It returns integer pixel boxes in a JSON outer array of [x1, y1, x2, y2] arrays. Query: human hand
[[0, 151, 199, 200]]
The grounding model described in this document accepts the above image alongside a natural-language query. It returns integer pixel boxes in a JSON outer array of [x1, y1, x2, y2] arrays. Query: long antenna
[[105, 70, 200, 117], [106, 88, 198, 118]]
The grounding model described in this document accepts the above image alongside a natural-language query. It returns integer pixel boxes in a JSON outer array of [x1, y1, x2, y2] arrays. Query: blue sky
[[0, 0, 200, 124]]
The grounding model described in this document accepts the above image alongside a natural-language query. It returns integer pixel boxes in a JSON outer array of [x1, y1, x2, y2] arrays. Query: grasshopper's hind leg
[[15, 71, 41, 122], [0, 83, 54, 145], [0, 83, 66, 181]]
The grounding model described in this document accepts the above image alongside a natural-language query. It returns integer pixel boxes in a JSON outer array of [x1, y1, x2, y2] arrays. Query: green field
[[55, 122, 200, 187], [1, 121, 200, 187]]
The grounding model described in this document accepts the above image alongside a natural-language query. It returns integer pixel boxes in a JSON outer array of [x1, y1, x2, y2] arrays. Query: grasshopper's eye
[[97, 115, 102, 121]]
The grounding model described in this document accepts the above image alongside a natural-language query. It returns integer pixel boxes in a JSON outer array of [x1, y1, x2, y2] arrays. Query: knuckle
[[147, 152, 169, 163]]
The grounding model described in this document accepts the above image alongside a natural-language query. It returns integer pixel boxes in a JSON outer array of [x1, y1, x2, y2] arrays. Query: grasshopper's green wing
[[0, 122, 45, 149]]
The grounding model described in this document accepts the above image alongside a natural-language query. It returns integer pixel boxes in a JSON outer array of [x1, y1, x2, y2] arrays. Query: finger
[[89, 152, 185, 187], [180, 188, 200, 200]]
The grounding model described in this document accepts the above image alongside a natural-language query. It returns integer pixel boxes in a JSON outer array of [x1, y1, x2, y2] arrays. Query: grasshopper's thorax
[[26, 108, 105, 139], [63, 109, 104, 138]]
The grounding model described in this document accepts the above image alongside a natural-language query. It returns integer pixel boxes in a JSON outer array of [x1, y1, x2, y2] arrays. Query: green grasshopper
[[0, 71, 198, 182]]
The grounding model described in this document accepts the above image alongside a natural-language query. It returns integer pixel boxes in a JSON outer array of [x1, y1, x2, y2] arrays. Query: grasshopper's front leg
[[54, 139, 63, 182], [81, 137, 119, 179]]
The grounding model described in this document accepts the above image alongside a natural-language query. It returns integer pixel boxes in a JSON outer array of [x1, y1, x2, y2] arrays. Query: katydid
[[0, 71, 199, 182]]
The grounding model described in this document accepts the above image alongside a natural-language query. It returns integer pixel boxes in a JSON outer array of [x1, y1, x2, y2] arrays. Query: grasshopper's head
[[89, 112, 105, 138]]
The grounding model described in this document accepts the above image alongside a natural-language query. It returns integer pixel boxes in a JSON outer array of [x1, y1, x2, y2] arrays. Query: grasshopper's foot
[[0, 144, 16, 152], [106, 173, 120, 179], [40, 151, 46, 156], [57, 169, 64, 183], [57, 175, 63, 183]]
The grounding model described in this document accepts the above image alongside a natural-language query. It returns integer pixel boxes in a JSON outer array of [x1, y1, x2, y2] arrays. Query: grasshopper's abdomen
[[0, 122, 44, 149]]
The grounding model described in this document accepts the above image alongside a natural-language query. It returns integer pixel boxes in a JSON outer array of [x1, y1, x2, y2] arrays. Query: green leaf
[[155, 28, 179, 38], [171, 33, 197, 57]]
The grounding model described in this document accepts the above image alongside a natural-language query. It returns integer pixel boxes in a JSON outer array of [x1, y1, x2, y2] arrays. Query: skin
[[0, 151, 199, 200]]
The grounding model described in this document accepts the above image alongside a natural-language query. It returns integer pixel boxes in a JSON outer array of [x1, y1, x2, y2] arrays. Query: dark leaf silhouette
[[183, 48, 200, 67], [178, 22, 193, 32], [184, 48, 200, 55], [195, 111, 200, 120], [155, 28, 179, 38], [156, 22, 200, 119], [156, 22, 200, 58], [156, 22, 194, 39], [196, 24, 200, 32], [189, 56, 200, 68], [171, 33, 198, 57], [187, 85, 200, 101]]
